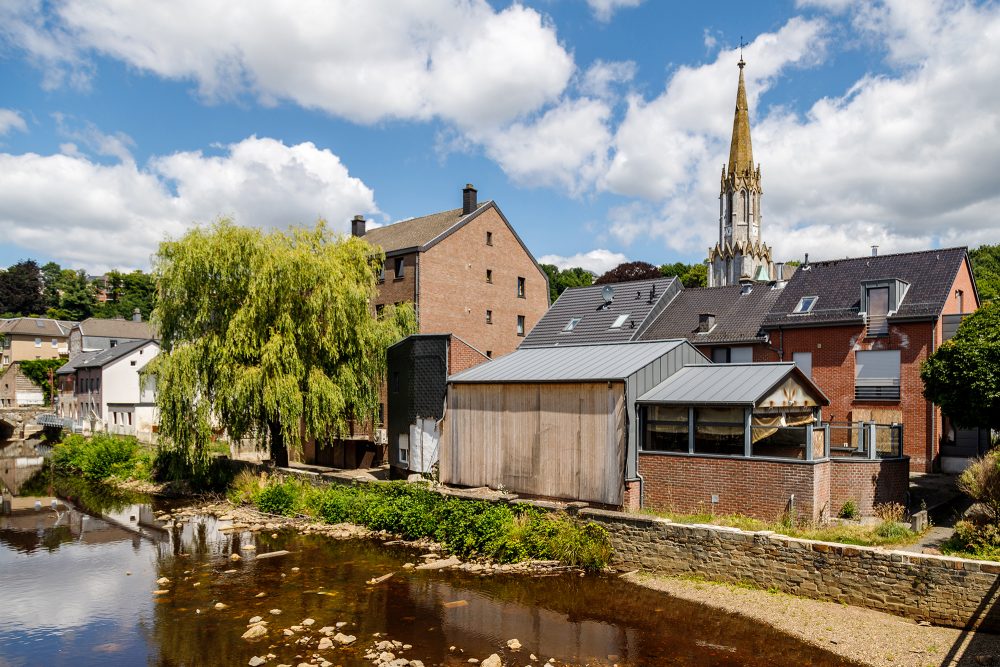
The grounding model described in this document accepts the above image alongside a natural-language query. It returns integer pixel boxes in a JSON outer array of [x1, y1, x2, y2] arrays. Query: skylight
[[563, 317, 582, 332], [793, 296, 818, 314], [610, 314, 630, 329]]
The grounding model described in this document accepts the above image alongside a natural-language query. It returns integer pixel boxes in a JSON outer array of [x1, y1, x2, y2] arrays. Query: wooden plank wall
[[440, 382, 625, 505]]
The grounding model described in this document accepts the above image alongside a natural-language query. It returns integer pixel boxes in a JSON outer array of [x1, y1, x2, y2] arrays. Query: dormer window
[[610, 314, 630, 329], [793, 296, 818, 314], [563, 317, 582, 332]]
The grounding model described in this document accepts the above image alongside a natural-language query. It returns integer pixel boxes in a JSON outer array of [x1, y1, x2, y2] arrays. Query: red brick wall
[[693, 342, 774, 362], [373, 251, 418, 311], [638, 453, 825, 522], [448, 336, 490, 375], [778, 322, 937, 471], [419, 206, 548, 358], [829, 458, 910, 516]]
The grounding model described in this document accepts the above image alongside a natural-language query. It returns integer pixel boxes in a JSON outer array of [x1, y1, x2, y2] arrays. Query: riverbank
[[626, 572, 1000, 667]]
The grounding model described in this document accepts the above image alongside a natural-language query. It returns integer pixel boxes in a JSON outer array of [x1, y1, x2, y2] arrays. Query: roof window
[[793, 296, 818, 314], [563, 317, 582, 332], [610, 314, 630, 329]]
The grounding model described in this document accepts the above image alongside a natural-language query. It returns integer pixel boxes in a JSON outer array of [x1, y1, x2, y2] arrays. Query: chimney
[[132, 308, 141, 322], [351, 214, 366, 237], [697, 313, 716, 333], [462, 183, 478, 215], [871, 245, 879, 257]]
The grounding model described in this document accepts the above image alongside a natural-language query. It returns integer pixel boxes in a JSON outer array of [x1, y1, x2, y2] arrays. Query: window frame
[[486, 269, 493, 284], [793, 296, 818, 314], [486, 231, 493, 246], [486, 309, 493, 324], [517, 276, 525, 298], [393, 256, 405, 280], [563, 317, 582, 332], [610, 313, 631, 329], [516, 315, 525, 336]]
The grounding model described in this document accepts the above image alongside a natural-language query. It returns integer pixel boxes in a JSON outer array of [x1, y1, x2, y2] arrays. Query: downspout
[[414, 252, 420, 327], [931, 321, 937, 471], [622, 382, 645, 509]]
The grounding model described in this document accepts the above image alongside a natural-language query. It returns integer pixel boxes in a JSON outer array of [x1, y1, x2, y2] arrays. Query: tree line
[[0, 259, 155, 321], [541, 260, 708, 302]]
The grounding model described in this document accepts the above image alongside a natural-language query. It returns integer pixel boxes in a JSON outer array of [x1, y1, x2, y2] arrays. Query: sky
[[0, 0, 998, 275]]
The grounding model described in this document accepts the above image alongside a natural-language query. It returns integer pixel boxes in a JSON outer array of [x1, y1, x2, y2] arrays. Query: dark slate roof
[[73, 339, 157, 370], [636, 362, 828, 407], [519, 277, 681, 348], [57, 349, 102, 375], [364, 201, 493, 253], [764, 247, 969, 328], [639, 284, 780, 345], [449, 340, 687, 383]]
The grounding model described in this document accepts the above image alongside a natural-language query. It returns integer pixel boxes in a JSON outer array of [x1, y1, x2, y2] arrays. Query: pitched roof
[[728, 60, 754, 176], [636, 362, 829, 407], [77, 317, 156, 339], [73, 339, 157, 370], [639, 284, 781, 345], [0, 317, 75, 337], [449, 340, 687, 383], [519, 277, 680, 348], [56, 349, 102, 375], [363, 204, 485, 253], [763, 247, 969, 328]]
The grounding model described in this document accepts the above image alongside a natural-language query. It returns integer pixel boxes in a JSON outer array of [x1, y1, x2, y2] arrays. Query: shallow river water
[[0, 492, 861, 667]]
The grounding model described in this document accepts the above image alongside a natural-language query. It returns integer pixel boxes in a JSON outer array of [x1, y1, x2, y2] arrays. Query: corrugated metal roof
[[636, 362, 826, 405], [448, 340, 687, 383]]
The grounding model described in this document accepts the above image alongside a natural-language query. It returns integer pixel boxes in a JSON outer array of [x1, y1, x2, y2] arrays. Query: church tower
[[708, 57, 774, 287]]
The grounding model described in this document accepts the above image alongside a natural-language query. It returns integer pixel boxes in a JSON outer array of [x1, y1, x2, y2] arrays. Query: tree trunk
[[269, 420, 289, 468]]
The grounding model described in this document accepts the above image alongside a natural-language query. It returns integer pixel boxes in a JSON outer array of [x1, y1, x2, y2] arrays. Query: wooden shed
[[440, 340, 707, 505]]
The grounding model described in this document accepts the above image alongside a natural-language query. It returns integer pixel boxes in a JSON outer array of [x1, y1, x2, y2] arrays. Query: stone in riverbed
[[242, 625, 268, 640], [153, 589, 169, 595], [481, 655, 502, 667], [214, 602, 228, 610], [301, 618, 315, 626], [156, 577, 170, 585], [270, 609, 282, 615], [248, 657, 265, 666], [333, 633, 356, 645], [317, 637, 332, 650], [230, 553, 241, 562], [415, 557, 461, 570], [249, 616, 263, 624], [506, 638, 521, 650]]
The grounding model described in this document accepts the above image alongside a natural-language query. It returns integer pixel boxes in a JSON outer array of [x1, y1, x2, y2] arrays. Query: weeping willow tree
[[147, 219, 416, 468]]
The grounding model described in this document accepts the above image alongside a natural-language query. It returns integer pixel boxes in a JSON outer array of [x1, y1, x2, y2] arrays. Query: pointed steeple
[[727, 57, 753, 176]]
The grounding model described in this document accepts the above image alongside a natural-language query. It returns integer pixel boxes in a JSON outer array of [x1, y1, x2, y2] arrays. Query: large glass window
[[643, 406, 688, 452], [694, 407, 744, 455], [751, 411, 812, 459]]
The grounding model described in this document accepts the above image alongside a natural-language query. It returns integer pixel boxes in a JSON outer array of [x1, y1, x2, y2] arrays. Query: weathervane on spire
[[738, 35, 746, 68]]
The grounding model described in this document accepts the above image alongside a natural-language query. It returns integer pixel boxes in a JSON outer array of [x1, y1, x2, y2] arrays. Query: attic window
[[793, 296, 818, 314], [35, 320, 45, 328], [563, 317, 582, 332], [610, 314, 630, 329]]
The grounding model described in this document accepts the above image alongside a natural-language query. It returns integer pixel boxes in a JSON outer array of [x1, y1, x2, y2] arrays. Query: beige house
[[68, 313, 156, 360], [0, 318, 75, 367]]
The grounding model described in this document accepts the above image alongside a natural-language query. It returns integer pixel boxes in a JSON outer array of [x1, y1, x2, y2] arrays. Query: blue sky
[[1, 0, 998, 274]]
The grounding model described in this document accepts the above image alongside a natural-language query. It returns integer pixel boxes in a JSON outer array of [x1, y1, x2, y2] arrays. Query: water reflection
[[1, 495, 861, 667]]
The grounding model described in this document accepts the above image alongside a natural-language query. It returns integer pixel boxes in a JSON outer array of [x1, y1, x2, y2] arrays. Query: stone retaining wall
[[581, 507, 1000, 632]]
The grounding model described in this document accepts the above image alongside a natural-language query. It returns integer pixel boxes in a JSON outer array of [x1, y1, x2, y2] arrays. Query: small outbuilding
[[440, 340, 707, 505]]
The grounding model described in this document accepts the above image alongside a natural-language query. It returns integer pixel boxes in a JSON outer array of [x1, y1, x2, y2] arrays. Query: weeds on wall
[[230, 472, 614, 569]]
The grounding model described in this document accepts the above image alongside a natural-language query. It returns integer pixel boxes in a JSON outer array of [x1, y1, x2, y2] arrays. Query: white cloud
[[0, 136, 375, 271], [579, 60, 637, 99], [479, 98, 612, 195], [539, 249, 628, 274], [1, 0, 573, 133], [0, 108, 27, 135], [587, 0, 644, 22]]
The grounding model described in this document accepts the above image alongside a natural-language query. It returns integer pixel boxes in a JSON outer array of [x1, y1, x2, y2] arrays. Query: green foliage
[[149, 219, 417, 469], [659, 261, 708, 288], [971, 244, 1000, 304], [944, 518, 1000, 560], [152, 447, 233, 491], [956, 449, 1000, 521], [838, 499, 859, 520], [94, 270, 156, 320], [52, 433, 152, 482], [921, 302, 1000, 430], [0, 260, 45, 316], [540, 264, 594, 303], [239, 476, 613, 568], [19, 358, 64, 404], [594, 261, 661, 285], [48, 269, 97, 321]]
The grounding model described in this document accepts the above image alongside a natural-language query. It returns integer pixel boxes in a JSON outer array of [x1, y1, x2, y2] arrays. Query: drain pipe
[[623, 383, 645, 509]]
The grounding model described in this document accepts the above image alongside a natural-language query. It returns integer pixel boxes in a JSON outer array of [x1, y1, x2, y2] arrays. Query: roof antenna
[[739, 35, 746, 67]]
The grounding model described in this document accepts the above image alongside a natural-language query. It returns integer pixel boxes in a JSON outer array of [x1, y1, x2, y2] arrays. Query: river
[[0, 487, 860, 667]]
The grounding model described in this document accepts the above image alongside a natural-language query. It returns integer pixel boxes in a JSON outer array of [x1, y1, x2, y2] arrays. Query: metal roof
[[636, 362, 829, 406], [448, 340, 687, 383], [73, 339, 157, 370]]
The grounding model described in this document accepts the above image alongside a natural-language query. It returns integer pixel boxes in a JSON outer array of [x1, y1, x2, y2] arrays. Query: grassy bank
[[229, 472, 614, 569], [646, 506, 919, 548]]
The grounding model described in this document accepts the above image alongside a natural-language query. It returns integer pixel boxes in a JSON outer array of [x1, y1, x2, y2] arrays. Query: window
[[110, 339, 118, 348], [398, 434, 408, 464], [485, 350, 492, 358], [866, 286, 890, 336], [130, 360, 137, 367], [694, 407, 745, 455], [517, 277, 525, 298], [610, 314, 630, 329], [855, 350, 900, 400], [51, 339, 57, 348], [792, 352, 813, 378], [486, 309, 492, 324], [517, 315, 525, 336], [793, 296, 818, 313], [711, 347, 751, 363], [563, 317, 582, 332], [486, 231, 493, 246], [393, 257, 405, 279], [486, 269, 493, 283], [643, 406, 689, 452], [956, 289, 965, 313], [34, 337, 41, 347], [377, 262, 385, 282]]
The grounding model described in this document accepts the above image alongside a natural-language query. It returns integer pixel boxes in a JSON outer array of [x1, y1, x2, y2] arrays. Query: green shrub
[[944, 519, 1000, 560], [958, 450, 1000, 521], [152, 447, 234, 491], [253, 479, 301, 516], [838, 499, 859, 520], [548, 518, 614, 569], [52, 433, 150, 481]]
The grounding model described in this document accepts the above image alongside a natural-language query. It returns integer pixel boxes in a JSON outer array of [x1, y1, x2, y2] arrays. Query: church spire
[[727, 57, 754, 177]]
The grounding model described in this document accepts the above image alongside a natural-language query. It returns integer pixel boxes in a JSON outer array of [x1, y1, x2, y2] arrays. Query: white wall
[[101, 342, 159, 427]]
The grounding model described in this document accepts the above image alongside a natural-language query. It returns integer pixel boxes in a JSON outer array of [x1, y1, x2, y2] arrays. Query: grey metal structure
[[449, 339, 709, 482], [636, 362, 828, 406]]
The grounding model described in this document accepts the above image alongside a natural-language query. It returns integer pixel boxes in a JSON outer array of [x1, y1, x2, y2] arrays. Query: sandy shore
[[625, 572, 1000, 667]]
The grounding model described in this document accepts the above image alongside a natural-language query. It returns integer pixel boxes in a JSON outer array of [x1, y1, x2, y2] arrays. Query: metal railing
[[825, 421, 903, 459], [866, 313, 889, 337], [855, 378, 900, 400]]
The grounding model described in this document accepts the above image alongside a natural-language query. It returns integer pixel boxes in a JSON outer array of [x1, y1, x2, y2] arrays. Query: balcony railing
[[826, 421, 903, 459], [865, 313, 889, 337], [855, 378, 900, 400]]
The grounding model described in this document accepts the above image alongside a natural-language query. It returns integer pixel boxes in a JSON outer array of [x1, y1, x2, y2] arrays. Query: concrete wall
[[582, 507, 1000, 632]]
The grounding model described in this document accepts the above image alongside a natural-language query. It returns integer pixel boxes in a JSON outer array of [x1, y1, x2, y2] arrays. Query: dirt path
[[625, 572, 1000, 667]]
